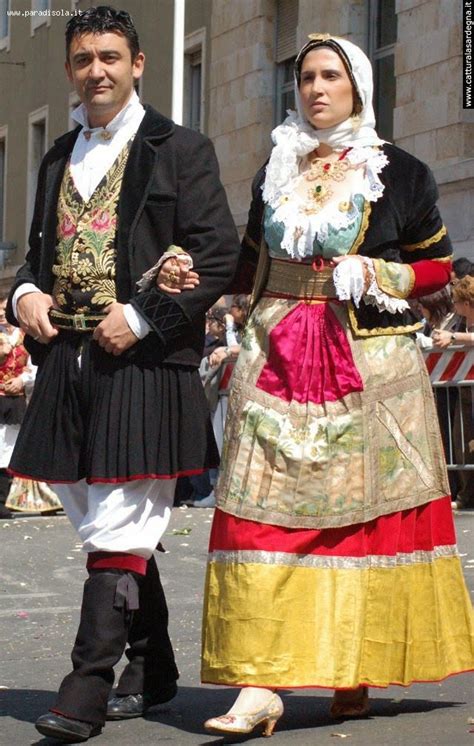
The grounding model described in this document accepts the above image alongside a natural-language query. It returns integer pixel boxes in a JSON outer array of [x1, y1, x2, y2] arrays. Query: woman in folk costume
[[200, 35, 474, 736]]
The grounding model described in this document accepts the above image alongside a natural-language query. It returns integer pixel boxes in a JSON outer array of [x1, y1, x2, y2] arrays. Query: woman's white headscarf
[[263, 35, 385, 207]]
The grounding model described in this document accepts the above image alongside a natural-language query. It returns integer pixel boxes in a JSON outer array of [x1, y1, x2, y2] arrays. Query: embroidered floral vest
[[52, 140, 132, 314]]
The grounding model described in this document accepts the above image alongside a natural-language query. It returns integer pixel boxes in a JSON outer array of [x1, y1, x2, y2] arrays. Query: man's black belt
[[48, 309, 106, 332]]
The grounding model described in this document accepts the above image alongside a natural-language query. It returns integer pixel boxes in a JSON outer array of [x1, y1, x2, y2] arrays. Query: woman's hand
[[3, 375, 24, 395], [157, 258, 200, 295], [209, 346, 228, 368], [432, 329, 454, 349], [332, 255, 372, 292]]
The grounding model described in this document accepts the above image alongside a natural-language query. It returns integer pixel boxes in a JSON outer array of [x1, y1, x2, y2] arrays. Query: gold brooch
[[338, 201, 353, 212]]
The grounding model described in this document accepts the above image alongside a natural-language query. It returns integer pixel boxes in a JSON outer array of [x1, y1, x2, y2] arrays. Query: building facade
[[0, 0, 471, 293]]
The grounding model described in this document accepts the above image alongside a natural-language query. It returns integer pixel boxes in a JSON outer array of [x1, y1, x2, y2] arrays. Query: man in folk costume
[[7, 6, 239, 742]]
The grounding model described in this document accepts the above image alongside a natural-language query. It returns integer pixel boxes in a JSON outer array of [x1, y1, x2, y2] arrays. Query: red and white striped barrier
[[218, 361, 235, 394], [423, 347, 474, 384]]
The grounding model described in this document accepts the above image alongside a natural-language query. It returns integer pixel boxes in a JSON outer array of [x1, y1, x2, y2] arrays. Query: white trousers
[[54, 478, 176, 560]]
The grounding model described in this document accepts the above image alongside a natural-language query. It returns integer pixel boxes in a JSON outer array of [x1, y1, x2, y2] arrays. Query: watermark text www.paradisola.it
[[465, 0, 473, 108], [7, 8, 83, 18]]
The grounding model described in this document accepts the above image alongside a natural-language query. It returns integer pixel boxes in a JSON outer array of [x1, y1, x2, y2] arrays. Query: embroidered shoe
[[204, 692, 284, 737]]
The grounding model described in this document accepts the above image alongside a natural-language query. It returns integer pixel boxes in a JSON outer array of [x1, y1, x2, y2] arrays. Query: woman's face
[[207, 316, 225, 339], [453, 298, 472, 320], [298, 48, 355, 130]]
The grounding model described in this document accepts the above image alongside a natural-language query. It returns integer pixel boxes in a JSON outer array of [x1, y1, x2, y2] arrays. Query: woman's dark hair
[[65, 5, 140, 61], [452, 257, 474, 280], [206, 306, 226, 325], [418, 287, 454, 327], [231, 294, 250, 315]]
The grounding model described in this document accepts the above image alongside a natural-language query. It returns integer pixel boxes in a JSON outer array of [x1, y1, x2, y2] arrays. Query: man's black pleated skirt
[[9, 332, 219, 483]]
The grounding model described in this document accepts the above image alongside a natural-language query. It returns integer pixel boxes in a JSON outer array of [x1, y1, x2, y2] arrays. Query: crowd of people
[[414, 258, 474, 510], [1, 7, 472, 744], [175, 293, 249, 508]]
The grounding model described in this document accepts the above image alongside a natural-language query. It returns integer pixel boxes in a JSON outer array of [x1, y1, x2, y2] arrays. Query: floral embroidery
[[53, 141, 132, 313]]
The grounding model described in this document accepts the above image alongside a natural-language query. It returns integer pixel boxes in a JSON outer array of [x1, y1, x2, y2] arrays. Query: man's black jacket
[[7, 106, 240, 367]]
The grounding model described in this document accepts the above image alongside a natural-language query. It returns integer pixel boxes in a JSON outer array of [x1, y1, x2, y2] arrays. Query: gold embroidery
[[401, 225, 447, 252], [347, 302, 423, 337], [308, 33, 333, 42], [406, 265, 416, 296], [349, 200, 371, 255], [373, 260, 416, 299], [431, 254, 453, 264], [53, 142, 131, 313]]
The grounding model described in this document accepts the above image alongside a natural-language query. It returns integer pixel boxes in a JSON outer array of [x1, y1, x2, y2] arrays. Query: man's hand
[[3, 375, 24, 395], [16, 292, 58, 344], [93, 303, 138, 356]]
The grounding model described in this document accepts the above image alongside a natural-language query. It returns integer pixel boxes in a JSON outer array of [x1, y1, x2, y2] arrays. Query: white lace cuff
[[136, 245, 193, 292], [333, 257, 410, 313], [333, 258, 366, 307], [363, 259, 410, 313]]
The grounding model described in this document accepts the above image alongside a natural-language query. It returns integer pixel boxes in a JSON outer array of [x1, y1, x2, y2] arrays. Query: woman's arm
[[432, 329, 474, 348]]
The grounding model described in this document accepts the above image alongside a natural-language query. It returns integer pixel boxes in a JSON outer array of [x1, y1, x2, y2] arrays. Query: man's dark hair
[[452, 257, 474, 280], [65, 5, 140, 61]]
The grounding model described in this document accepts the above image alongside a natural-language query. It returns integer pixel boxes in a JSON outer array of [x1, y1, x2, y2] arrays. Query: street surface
[[0, 506, 473, 746]]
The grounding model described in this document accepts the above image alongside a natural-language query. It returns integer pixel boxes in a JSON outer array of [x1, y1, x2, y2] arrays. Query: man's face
[[65, 31, 144, 126]]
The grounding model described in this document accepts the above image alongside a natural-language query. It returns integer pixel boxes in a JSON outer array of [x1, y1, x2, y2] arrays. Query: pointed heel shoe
[[204, 692, 284, 737]]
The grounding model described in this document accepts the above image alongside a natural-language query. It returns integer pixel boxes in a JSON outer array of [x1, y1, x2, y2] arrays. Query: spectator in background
[[0, 296, 31, 519], [227, 294, 250, 341], [187, 306, 229, 508], [450, 257, 474, 288], [433, 275, 474, 348], [432, 277, 474, 510], [433, 275, 474, 510], [415, 288, 458, 499], [416, 287, 456, 349]]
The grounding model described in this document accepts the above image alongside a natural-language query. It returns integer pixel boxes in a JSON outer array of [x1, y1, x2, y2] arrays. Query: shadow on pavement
[[1, 686, 466, 743]]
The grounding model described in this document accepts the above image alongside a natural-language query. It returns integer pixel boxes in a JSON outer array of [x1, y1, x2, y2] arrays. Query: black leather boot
[[40, 569, 139, 730], [107, 556, 179, 720]]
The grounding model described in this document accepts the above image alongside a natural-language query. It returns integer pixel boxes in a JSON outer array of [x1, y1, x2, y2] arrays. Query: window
[[275, 57, 296, 124], [184, 28, 206, 133], [0, 0, 10, 50], [31, 0, 51, 33], [0, 127, 6, 242], [274, 0, 298, 124], [185, 50, 202, 131], [369, 0, 397, 141], [26, 107, 48, 243]]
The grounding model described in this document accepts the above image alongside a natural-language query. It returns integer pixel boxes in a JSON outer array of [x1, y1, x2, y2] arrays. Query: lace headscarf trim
[[262, 36, 386, 210]]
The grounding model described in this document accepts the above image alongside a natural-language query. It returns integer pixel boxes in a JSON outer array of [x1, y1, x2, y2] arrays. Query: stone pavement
[[0, 506, 473, 746]]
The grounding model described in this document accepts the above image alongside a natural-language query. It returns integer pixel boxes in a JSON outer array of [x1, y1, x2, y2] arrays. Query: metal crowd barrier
[[423, 346, 474, 475]]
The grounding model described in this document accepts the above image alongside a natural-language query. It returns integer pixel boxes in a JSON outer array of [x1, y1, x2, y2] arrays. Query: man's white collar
[[71, 90, 143, 133]]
